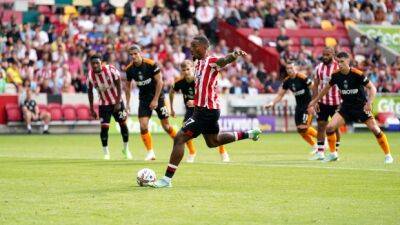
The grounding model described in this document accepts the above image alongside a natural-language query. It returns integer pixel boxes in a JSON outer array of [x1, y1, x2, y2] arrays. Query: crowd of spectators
[[0, 0, 399, 96]]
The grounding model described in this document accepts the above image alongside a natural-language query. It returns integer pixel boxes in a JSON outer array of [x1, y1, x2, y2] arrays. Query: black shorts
[[295, 107, 312, 126], [317, 103, 339, 122], [338, 104, 373, 123], [183, 107, 195, 122], [181, 107, 220, 138], [99, 102, 127, 125], [138, 97, 169, 120]]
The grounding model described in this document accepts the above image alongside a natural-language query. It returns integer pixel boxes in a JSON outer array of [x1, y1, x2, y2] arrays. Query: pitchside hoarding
[[373, 95, 400, 116], [358, 25, 400, 53], [110, 116, 275, 134]]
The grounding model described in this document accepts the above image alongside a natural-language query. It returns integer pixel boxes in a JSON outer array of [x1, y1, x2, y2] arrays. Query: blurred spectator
[[360, 6, 375, 24], [248, 28, 262, 46], [6, 58, 23, 87], [229, 77, 248, 94], [264, 71, 281, 93], [0, 64, 6, 93], [248, 11, 263, 30], [276, 28, 291, 53]]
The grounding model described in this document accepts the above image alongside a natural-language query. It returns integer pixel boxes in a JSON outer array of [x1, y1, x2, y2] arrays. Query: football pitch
[[0, 132, 399, 225]]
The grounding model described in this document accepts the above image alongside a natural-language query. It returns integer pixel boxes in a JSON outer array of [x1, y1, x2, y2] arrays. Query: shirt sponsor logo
[[293, 89, 305, 96], [137, 78, 152, 86], [341, 89, 358, 95]]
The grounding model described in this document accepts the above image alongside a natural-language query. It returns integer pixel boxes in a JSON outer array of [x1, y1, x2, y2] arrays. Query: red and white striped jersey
[[194, 56, 221, 109], [315, 61, 341, 106], [88, 64, 121, 106]]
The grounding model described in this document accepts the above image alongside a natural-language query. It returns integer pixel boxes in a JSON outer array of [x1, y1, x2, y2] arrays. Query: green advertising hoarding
[[358, 25, 400, 53], [373, 95, 400, 116]]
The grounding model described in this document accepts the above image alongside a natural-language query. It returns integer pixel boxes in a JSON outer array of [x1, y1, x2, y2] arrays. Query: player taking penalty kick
[[308, 52, 393, 163], [149, 35, 261, 188], [265, 62, 318, 154], [87, 54, 132, 160], [169, 60, 230, 163]]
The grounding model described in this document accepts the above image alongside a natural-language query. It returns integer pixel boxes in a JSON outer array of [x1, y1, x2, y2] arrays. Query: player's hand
[[149, 100, 158, 110], [113, 103, 121, 113], [126, 105, 131, 114], [314, 103, 320, 113], [364, 102, 372, 113], [186, 100, 194, 108], [264, 102, 274, 109], [170, 109, 176, 118], [233, 49, 247, 58], [90, 108, 98, 120], [307, 105, 316, 115]]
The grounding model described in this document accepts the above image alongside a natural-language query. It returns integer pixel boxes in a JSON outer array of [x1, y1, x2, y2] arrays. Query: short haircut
[[90, 54, 102, 62], [181, 60, 193, 68], [128, 44, 141, 52], [323, 46, 335, 53], [286, 60, 297, 66], [336, 51, 350, 59], [193, 35, 210, 47]]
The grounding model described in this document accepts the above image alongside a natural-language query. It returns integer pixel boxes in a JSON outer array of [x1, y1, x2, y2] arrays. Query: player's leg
[[99, 105, 112, 160], [39, 111, 51, 134], [156, 100, 177, 139], [295, 111, 317, 151], [138, 101, 156, 160], [112, 102, 132, 159], [148, 113, 201, 188], [364, 117, 393, 163], [218, 145, 230, 162], [183, 108, 196, 163], [22, 108, 32, 133], [316, 103, 329, 157], [139, 116, 155, 160], [323, 112, 346, 162]]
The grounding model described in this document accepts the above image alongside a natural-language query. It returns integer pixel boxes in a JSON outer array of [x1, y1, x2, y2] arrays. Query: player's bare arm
[[308, 84, 332, 113], [88, 83, 98, 119], [265, 87, 286, 109], [215, 49, 247, 68], [364, 81, 376, 112], [168, 88, 176, 117], [125, 80, 132, 113], [150, 73, 163, 110]]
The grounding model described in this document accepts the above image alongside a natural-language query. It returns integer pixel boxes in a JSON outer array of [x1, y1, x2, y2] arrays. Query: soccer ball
[[136, 168, 156, 186]]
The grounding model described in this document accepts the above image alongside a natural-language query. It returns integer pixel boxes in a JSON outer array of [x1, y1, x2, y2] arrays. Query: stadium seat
[[300, 37, 312, 46], [38, 5, 52, 14], [339, 38, 351, 46], [64, 6, 78, 16], [62, 104, 77, 121], [377, 112, 396, 125], [5, 104, 22, 122], [38, 104, 49, 113], [116, 7, 124, 18], [75, 104, 91, 121], [313, 38, 325, 47], [313, 47, 325, 58], [325, 37, 337, 47], [321, 20, 335, 31], [344, 20, 356, 29], [291, 37, 300, 46], [48, 103, 63, 121]]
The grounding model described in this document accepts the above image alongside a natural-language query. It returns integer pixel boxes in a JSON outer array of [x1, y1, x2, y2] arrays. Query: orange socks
[[306, 127, 317, 138], [327, 132, 337, 153], [376, 132, 390, 155], [167, 126, 177, 139], [218, 145, 226, 154], [299, 131, 316, 146], [186, 140, 196, 155], [140, 131, 153, 151]]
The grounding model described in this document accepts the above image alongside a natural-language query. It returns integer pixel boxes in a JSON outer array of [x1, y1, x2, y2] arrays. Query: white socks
[[27, 124, 32, 130], [103, 146, 110, 155], [43, 124, 49, 131], [123, 142, 129, 151]]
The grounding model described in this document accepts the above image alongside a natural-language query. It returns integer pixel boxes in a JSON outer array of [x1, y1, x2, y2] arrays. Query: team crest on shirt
[[292, 83, 296, 91], [343, 80, 348, 89], [139, 74, 143, 80]]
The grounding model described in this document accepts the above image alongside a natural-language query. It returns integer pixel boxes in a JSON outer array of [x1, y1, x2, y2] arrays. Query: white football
[[137, 168, 156, 186]]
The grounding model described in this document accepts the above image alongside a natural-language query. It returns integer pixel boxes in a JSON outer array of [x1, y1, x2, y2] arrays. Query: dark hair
[[90, 54, 102, 62], [128, 44, 141, 52], [336, 51, 350, 59], [193, 35, 210, 47]]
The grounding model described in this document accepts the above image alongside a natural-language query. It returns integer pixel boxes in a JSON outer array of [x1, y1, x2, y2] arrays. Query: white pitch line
[[196, 161, 400, 173]]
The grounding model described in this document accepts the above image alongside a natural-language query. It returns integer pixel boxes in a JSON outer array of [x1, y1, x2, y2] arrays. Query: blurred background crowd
[[1, 0, 400, 96]]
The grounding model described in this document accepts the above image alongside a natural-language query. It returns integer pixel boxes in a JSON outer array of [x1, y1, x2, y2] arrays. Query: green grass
[[0, 133, 399, 225]]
